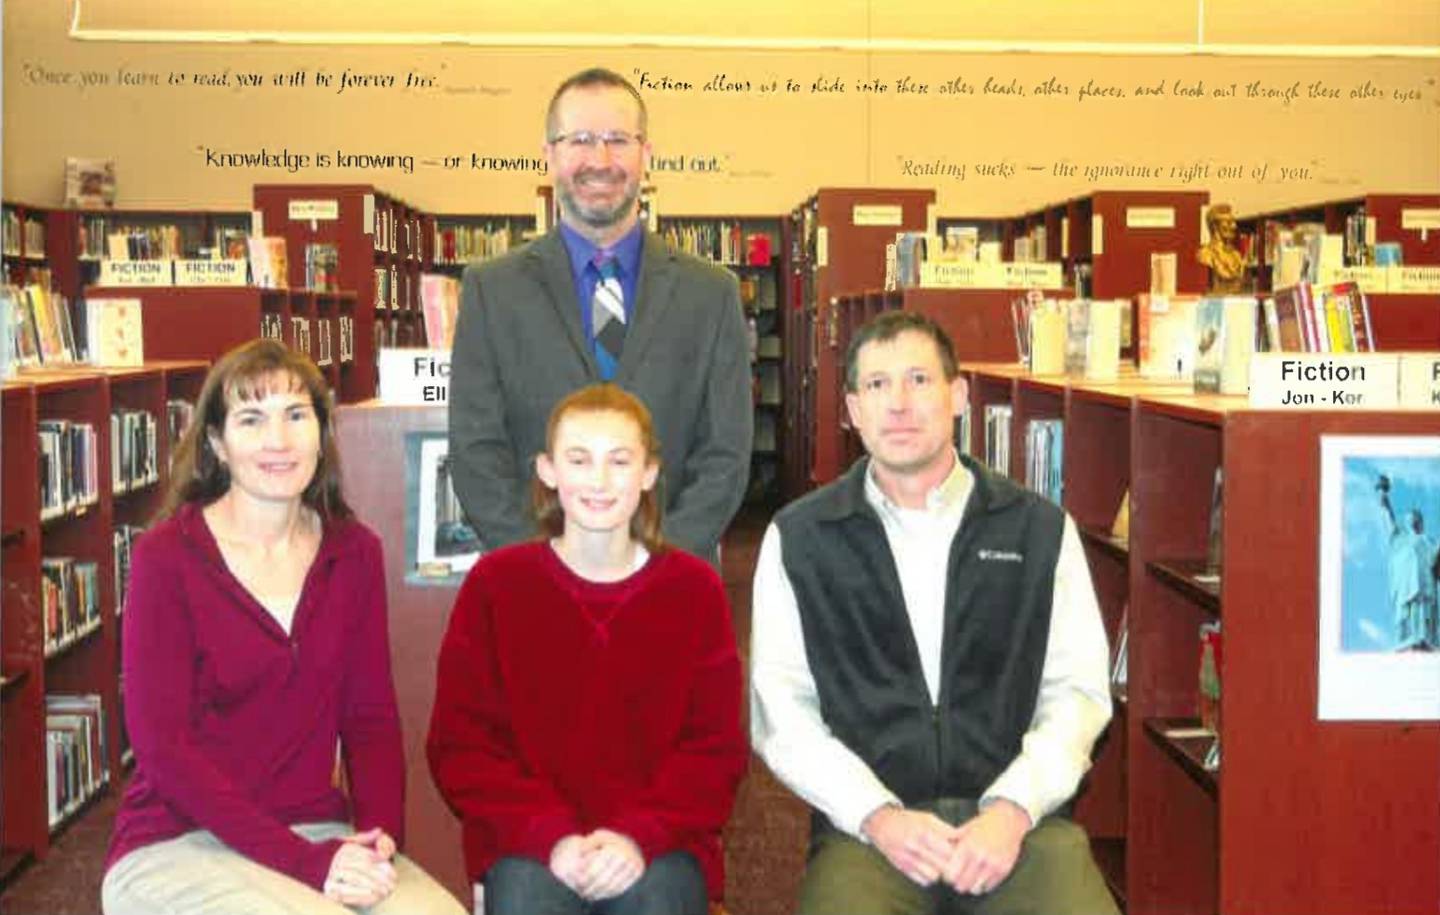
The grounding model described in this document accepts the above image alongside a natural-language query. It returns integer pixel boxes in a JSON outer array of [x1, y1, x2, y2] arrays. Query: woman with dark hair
[[427, 383, 746, 915], [102, 339, 463, 915]]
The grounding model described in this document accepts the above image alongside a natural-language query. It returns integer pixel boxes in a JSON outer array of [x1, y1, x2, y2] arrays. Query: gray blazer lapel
[[526, 231, 598, 377], [617, 232, 675, 381]]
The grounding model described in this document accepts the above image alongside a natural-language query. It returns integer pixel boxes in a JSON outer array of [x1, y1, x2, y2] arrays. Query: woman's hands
[[323, 828, 399, 907]]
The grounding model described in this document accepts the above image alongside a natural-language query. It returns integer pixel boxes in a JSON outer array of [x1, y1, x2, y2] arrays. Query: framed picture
[[406, 434, 480, 583], [1318, 435, 1440, 720]]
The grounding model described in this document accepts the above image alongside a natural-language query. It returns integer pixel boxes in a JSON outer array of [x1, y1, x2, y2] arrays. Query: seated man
[[750, 311, 1119, 915]]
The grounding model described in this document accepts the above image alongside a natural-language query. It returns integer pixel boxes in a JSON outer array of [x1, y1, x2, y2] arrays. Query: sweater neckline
[[540, 539, 661, 594]]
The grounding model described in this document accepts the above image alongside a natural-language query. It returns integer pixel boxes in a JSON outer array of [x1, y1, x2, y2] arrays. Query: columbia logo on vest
[[977, 549, 1024, 562]]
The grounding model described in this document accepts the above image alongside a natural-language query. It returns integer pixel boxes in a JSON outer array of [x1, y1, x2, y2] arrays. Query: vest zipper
[[932, 703, 944, 800]]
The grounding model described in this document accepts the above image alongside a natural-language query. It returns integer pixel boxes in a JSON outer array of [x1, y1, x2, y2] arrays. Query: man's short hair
[[545, 68, 648, 140], [845, 311, 959, 392]]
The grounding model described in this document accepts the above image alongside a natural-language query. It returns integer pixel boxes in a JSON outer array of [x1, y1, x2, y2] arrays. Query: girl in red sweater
[[428, 384, 746, 915]]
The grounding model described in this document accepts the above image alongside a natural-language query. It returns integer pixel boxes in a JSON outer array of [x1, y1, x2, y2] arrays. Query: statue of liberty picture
[[1319, 435, 1440, 720]]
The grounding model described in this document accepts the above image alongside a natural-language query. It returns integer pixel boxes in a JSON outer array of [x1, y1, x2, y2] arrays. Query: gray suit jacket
[[447, 228, 753, 561]]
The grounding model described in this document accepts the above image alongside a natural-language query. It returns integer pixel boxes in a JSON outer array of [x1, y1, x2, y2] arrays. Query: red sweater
[[426, 542, 746, 898], [105, 502, 405, 890]]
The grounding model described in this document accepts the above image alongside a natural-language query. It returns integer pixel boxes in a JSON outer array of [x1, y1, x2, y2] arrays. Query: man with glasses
[[448, 67, 751, 566], [751, 311, 1120, 915]]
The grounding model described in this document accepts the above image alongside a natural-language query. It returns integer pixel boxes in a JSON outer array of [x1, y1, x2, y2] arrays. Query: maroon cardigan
[[105, 502, 405, 891], [426, 542, 746, 898]]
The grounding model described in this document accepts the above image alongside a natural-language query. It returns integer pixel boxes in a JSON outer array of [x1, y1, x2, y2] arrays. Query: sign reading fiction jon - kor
[[1250, 352, 1440, 409], [378, 348, 450, 405]]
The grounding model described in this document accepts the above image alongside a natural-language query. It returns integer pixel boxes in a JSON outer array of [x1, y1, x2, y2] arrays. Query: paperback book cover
[[247, 237, 289, 289], [85, 298, 144, 367], [1029, 302, 1066, 375], [1137, 294, 1198, 380], [420, 273, 460, 350], [1325, 281, 1374, 352], [1192, 298, 1226, 393], [1272, 284, 1311, 352]]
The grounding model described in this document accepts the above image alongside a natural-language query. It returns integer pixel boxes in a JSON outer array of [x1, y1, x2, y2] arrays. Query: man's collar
[[558, 219, 645, 277], [863, 451, 971, 516], [818, 451, 1018, 523]]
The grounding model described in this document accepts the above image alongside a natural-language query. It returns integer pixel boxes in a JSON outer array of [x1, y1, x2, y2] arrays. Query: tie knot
[[593, 253, 620, 280]]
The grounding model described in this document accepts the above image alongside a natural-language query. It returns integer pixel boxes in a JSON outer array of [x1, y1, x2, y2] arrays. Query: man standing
[[751, 311, 1119, 914], [448, 68, 751, 562]]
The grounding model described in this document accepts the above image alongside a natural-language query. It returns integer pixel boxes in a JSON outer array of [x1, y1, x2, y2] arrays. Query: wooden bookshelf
[[2, 202, 53, 288], [958, 365, 1440, 915], [657, 215, 790, 504], [1001, 191, 1211, 299], [83, 287, 356, 400], [48, 207, 249, 302], [428, 213, 535, 270], [332, 402, 466, 904], [1, 381, 45, 878], [786, 188, 936, 489], [1233, 193, 1440, 349], [1237, 193, 1440, 291], [780, 210, 811, 501], [254, 184, 430, 401], [0, 363, 205, 870]]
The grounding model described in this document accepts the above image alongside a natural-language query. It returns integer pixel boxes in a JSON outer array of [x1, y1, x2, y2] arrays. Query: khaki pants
[[102, 821, 466, 915], [796, 799, 1120, 915]]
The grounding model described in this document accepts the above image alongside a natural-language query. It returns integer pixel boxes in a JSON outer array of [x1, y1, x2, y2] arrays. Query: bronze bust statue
[[1197, 204, 1247, 294]]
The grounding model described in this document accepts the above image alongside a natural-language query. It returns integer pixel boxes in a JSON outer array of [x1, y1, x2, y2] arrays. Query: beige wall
[[5, 1, 1438, 216]]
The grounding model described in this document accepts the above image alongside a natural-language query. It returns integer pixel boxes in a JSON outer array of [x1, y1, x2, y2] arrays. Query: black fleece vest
[[775, 455, 1063, 812]]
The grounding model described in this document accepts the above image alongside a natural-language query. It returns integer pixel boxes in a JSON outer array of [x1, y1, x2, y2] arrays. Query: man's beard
[[558, 168, 640, 229]]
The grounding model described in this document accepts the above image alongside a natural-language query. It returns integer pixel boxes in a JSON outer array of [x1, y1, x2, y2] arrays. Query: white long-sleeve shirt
[[749, 457, 1112, 839]]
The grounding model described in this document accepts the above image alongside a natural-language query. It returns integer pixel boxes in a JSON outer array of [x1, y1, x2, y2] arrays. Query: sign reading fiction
[[1249, 352, 1403, 409], [98, 260, 172, 286], [1398, 353, 1440, 407], [174, 259, 248, 286], [378, 348, 450, 404]]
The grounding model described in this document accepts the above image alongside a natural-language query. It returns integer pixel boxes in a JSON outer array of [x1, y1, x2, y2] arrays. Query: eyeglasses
[[548, 130, 644, 153]]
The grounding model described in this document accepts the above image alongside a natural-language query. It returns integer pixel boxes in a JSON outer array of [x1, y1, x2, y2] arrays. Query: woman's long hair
[[155, 338, 351, 523], [531, 384, 665, 552]]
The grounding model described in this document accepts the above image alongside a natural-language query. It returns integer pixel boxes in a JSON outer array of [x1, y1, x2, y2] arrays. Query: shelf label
[[1400, 208, 1440, 231], [1003, 261, 1065, 289], [289, 199, 339, 221], [174, 259, 248, 286], [852, 204, 903, 227], [1126, 207, 1175, 229], [378, 348, 451, 405], [1249, 353, 1400, 409], [98, 259, 173, 286], [919, 261, 1003, 288], [1398, 353, 1440, 408], [1390, 265, 1440, 294], [1317, 264, 1389, 293]]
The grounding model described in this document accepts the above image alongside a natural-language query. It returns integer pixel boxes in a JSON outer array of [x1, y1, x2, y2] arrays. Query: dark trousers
[[483, 852, 707, 915], [797, 799, 1120, 915]]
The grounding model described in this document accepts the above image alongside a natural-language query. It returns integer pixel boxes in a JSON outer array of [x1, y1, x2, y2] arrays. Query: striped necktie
[[592, 253, 626, 367]]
